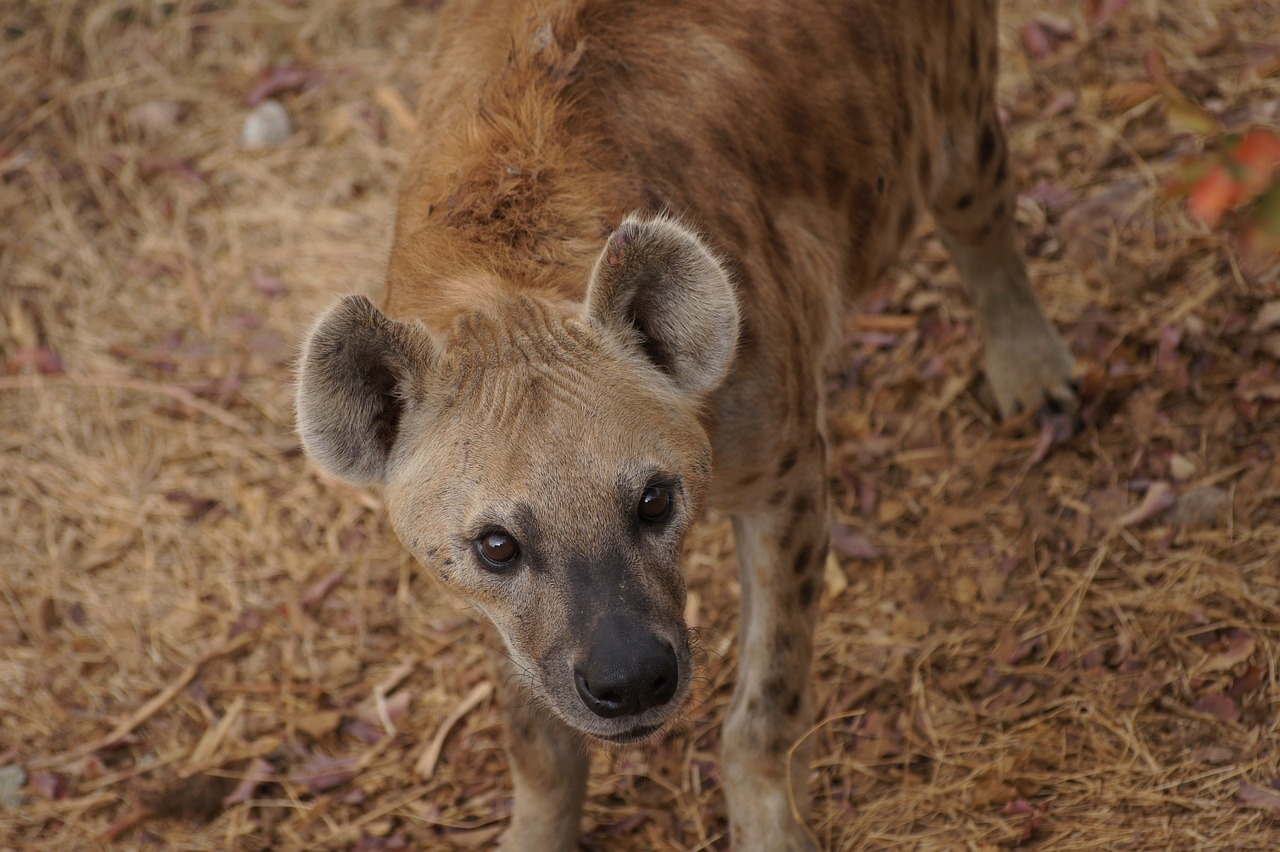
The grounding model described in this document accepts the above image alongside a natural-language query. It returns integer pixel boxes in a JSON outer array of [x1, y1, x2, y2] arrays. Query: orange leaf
[[1186, 164, 1242, 228], [1234, 128, 1280, 196]]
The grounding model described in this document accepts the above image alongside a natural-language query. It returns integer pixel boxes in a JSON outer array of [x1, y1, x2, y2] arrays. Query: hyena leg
[[931, 86, 1077, 419], [723, 463, 828, 852], [489, 648, 590, 852]]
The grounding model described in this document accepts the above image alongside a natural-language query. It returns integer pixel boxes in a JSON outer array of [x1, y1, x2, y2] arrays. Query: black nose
[[574, 631, 679, 719]]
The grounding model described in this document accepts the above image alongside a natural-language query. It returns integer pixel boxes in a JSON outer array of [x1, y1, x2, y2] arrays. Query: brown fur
[[296, 1, 1077, 849]]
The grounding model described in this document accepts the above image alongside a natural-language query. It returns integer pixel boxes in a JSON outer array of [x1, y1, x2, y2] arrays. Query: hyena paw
[[982, 324, 1079, 422]]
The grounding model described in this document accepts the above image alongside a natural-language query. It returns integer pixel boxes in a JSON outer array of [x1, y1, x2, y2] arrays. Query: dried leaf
[[222, 757, 275, 807], [301, 569, 346, 613], [296, 710, 343, 739], [1251, 300, 1280, 333], [1114, 481, 1175, 527], [829, 521, 881, 560], [1021, 15, 1074, 59], [1238, 782, 1280, 813], [29, 770, 66, 801], [1188, 745, 1234, 764], [245, 65, 317, 106], [5, 347, 64, 375], [250, 270, 289, 299], [293, 754, 360, 794], [1192, 693, 1241, 721], [1203, 630, 1256, 672]]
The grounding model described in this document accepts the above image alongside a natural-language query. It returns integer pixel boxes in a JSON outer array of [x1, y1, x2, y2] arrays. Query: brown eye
[[638, 484, 673, 524], [476, 530, 520, 569]]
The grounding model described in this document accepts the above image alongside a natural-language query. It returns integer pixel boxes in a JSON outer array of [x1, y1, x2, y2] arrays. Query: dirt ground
[[3, 1, 1279, 849]]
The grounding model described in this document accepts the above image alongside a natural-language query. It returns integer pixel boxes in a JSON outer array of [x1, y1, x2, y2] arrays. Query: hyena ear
[[296, 295, 434, 485], [585, 215, 740, 396]]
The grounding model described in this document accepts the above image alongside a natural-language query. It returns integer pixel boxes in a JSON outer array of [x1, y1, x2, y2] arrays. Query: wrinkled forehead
[[410, 303, 704, 491]]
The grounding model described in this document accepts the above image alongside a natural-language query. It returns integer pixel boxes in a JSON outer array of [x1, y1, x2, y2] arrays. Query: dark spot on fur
[[778, 448, 799, 476], [798, 577, 815, 606], [898, 202, 916, 239], [763, 213, 792, 266], [792, 491, 814, 518], [993, 199, 1007, 221], [956, 193, 974, 210], [978, 125, 997, 172], [876, 175, 886, 195], [968, 26, 979, 72], [738, 470, 763, 488], [769, 489, 787, 507], [994, 152, 1008, 185], [794, 544, 813, 575], [785, 691, 802, 716], [913, 48, 927, 76], [824, 159, 850, 206], [764, 675, 787, 702]]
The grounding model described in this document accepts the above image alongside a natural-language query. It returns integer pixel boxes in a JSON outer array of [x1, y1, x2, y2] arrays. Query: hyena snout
[[573, 615, 679, 719]]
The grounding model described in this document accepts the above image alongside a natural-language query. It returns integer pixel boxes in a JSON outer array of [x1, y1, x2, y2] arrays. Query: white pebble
[[240, 99, 292, 148]]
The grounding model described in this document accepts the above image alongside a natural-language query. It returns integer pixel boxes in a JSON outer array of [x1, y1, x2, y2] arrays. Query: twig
[[785, 709, 866, 849], [29, 631, 256, 769], [414, 682, 493, 779], [0, 374, 270, 447]]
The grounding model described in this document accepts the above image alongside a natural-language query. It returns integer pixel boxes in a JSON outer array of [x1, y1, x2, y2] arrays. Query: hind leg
[[930, 45, 1076, 418]]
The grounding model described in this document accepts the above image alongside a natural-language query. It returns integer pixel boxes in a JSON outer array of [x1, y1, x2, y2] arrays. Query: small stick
[[414, 682, 493, 779], [29, 632, 255, 769]]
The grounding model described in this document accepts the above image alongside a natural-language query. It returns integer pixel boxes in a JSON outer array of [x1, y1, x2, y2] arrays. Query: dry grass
[[3, 0, 1279, 849]]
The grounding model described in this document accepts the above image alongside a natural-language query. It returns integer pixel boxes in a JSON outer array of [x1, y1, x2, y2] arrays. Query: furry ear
[[585, 215, 739, 395], [296, 295, 434, 485]]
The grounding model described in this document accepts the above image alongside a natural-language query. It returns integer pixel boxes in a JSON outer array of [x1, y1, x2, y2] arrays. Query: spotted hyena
[[296, 0, 1076, 848]]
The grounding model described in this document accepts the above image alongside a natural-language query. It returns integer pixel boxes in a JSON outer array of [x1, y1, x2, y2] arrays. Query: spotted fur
[[296, 1, 1076, 849]]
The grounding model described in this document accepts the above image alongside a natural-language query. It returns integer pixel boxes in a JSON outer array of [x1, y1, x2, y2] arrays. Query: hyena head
[[296, 215, 739, 743]]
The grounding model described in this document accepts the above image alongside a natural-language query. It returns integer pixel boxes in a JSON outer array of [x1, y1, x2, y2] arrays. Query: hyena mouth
[[596, 723, 663, 745]]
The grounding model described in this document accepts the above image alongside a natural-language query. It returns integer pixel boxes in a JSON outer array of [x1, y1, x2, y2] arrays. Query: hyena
[[296, 1, 1076, 848]]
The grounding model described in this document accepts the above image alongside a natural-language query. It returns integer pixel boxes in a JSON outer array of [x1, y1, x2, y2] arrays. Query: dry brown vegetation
[[3, 0, 1280, 849]]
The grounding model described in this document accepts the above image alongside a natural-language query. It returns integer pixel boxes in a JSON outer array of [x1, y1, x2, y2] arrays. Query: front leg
[[489, 648, 590, 852], [724, 464, 828, 852]]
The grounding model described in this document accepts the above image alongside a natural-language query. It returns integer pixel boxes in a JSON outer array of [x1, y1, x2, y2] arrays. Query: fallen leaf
[[250, 270, 289, 299], [1238, 782, 1280, 814], [830, 521, 882, 560], [245, 65, 319, 106], [5, 346, 64, 375], [296, 710, 343, 739], [1188, 745, 1234, 764], [1170, 485, 1229, 529], [355, 689, 413, 732], [1193, 693, 1241, 722], [222, 757, 275, 807], [971, 773, 1017, 807], [1252, 300, 1280, 333], [301, 569, 345, 613], [1020, 15, 1074, 59], [29, 770, 66, 801], [1203, 629, 1256, 672], [293, 754, 360, 794], [1084, 0, 1130, 25], [1115, 481, 1175, 527]]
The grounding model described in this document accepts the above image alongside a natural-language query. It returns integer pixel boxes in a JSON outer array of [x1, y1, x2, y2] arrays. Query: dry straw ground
[[3, 0, 1280, 849]]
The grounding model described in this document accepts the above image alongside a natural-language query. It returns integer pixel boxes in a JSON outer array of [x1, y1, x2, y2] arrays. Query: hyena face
[[296, 216, 739, 743]]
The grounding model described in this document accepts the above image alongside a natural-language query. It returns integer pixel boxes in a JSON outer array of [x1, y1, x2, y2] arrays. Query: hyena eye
[[475, 530, 520, 570], [637, 483, 673, 524]]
